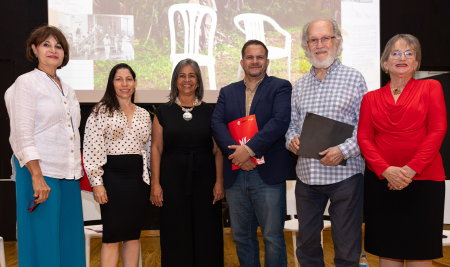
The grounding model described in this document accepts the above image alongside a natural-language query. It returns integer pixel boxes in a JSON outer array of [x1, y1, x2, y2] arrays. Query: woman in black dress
[[84, 63, 151, 266], [150, 58, 224, 266]]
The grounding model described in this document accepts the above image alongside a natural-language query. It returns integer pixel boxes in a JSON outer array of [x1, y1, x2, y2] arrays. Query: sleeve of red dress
[[407, 81, 447, 175], [357, 95, 390, 178]]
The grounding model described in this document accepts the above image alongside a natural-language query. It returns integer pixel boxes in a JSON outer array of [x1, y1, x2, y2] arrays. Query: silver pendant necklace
[[176, 97, 198, 121]]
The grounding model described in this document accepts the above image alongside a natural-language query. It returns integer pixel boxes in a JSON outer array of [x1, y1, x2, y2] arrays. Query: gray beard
[[310, 53, 336, 69], [307, 47, 337, 69]]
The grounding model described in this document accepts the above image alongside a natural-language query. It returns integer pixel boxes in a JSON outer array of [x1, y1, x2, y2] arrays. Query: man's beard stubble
[[246, 64, 268, 78]]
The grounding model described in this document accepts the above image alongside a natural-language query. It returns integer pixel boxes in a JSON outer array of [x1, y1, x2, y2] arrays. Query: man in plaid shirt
[[286, 19, 368, 267]]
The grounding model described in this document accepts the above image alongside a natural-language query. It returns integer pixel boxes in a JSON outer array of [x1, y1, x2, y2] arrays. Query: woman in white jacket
[[4, 25, 85, 267]]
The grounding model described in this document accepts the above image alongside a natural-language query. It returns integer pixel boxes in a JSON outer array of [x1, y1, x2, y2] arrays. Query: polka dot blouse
[[83, 105, 152, 186]]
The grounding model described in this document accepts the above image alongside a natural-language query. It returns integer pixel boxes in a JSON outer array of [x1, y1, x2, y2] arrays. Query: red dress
[[358, 78, 447, 181]]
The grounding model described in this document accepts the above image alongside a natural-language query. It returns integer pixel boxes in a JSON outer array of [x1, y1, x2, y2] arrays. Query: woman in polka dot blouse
[[83, 63, 151, 267]]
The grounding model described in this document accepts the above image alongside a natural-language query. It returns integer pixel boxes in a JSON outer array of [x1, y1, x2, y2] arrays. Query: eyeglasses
[[28, 197, 40, 213], [308, 36, 336, 46], [390, 50, 415, 60]]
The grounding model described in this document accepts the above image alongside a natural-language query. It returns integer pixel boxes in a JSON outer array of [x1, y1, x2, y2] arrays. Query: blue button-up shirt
[[285, 59, 367, 185]]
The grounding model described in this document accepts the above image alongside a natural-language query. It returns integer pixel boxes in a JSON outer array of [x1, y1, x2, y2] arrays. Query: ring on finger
[[398, 186, 403, 189]]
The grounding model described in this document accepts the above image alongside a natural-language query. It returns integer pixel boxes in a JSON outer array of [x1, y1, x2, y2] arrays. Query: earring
[[385, 69, 388, 74], [35, 55, 38, 58], [414, 69, 417, 74]]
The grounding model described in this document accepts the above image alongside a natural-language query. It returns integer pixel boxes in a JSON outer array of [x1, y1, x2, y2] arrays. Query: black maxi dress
[[155, 102, 224, 267]]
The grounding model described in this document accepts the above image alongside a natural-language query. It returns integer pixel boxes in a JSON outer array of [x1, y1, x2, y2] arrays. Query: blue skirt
[[14, 156, 85, 267]]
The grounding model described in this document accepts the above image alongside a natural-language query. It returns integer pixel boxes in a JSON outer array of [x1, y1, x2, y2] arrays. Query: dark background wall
[[379, 0, 450, 85], [1, 0, 450, 238]]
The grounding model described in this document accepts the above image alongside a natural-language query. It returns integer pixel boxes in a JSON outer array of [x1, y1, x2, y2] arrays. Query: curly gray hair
[[380, 34, 421, 72], [301, 19, 343, 59]]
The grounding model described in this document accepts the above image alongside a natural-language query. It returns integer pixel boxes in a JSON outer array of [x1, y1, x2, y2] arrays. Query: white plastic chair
[[284, 180, 331, 267], [234, 13, 291, 81], [84, 225, 143, 267], [0, 236, 5, 267], [168, 3, 217, 90], [443, 230, 450, 246]]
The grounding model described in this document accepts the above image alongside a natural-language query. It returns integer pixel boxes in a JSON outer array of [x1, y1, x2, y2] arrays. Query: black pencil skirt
[[364, 167, 445, 260], [100, 154, 150, 243]]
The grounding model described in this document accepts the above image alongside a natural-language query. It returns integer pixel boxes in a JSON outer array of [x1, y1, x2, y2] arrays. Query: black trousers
[[295, 174, 364, 267], [159, 151, 224, 267]]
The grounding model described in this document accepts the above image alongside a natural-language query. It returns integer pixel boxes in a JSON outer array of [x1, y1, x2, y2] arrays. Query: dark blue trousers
[[295, 173, 364, 267]]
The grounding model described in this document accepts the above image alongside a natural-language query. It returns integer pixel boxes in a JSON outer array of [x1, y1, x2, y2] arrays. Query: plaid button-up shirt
[[285, 59, 367, 185]]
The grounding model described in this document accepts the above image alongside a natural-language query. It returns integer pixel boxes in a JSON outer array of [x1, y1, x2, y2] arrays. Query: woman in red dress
[[358, 34, 447, 267]]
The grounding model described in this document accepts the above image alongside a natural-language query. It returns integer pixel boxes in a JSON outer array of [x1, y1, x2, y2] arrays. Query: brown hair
[[241, 40, 268, 59], [26, 25, 70, 68]]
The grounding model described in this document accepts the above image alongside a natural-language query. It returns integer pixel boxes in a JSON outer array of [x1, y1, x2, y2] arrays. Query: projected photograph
[[59, 14, 134, 61], [49, 0, 381, 93], [91, 0, 340, 90]]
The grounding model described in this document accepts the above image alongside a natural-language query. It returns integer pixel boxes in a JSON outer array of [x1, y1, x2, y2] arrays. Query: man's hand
[[289, 136, 300, 154], [240, 158, 256, 171], [319, 146, 344, 166], [228, 145, 251, 167]]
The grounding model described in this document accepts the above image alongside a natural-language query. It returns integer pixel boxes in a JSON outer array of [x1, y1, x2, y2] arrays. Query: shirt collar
[[34, 68, 62, 81], [309, 58, 342, 76], [34, 68, 66, 94], [244, 76, 264, 91]]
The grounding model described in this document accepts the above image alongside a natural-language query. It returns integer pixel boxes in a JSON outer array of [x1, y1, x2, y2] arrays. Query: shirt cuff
[[15, 146, 41, 168], [244, 145, 256, 157], [337, 144, 349, 159], [285, 136, 294, 150], [90, 177, 104, 187]]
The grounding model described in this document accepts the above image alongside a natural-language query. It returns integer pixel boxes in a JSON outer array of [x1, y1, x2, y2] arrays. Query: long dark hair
[[91, 63, 136, 117]]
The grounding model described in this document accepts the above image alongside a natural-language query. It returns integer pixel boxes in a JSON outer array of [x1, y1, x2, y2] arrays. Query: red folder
[[228, 115, 265, 170], [80, 154, 93, 194]]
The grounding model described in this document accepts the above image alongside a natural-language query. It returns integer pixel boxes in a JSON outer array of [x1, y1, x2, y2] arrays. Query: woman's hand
[[93, 185, 108, 204], [381, 166, 412, 190], [151, 183, 163, 207], [31, 175, 51, 204], [402, 165, 417, 178], [387, 165, 417, 190], [213, 182, 224, 204]]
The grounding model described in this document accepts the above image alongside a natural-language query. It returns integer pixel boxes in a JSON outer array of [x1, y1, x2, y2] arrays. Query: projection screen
[[48, 0, 380, 103]]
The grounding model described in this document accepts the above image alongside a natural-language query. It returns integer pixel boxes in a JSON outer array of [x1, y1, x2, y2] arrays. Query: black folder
[[296, 113, 354, 166]]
